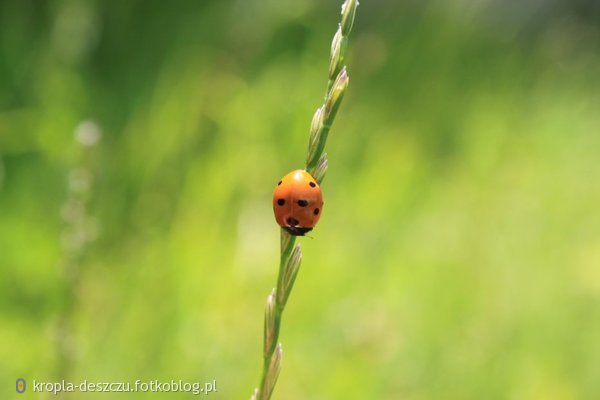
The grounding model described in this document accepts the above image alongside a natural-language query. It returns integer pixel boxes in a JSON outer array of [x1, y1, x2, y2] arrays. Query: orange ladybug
[[273, 169, 323, 236]]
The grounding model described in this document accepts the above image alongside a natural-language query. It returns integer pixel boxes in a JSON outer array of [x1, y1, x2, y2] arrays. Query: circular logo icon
[[16, 378, 26, 393]]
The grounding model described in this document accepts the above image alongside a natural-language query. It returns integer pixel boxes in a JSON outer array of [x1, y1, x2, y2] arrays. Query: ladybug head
[[283, 226, 313, 236]]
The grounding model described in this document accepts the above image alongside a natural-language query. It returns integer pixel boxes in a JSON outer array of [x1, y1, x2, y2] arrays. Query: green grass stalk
[[252, 1, 358, 399], [56, 121, 101, 385]]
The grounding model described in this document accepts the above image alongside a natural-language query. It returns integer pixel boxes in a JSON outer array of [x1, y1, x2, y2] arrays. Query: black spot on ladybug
[[278, 181, 282, 185], [314, 208, 320, 215], [309, 182, 316, 188], [287, 217, 299, 226], [277, 199, 285, 206], [297, 199, 309, 207]]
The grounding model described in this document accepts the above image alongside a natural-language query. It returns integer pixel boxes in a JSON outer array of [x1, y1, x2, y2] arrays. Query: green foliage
[[1, 0, 600, 399]]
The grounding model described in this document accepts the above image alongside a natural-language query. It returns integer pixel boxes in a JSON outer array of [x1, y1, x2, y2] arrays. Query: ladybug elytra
[[272, 169, 323, 236]]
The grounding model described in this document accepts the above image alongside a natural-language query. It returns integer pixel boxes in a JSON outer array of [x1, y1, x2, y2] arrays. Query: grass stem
[[252, 1, 358, 398]]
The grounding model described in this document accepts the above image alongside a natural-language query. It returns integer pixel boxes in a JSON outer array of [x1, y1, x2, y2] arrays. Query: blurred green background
[[1, 0, 600, 398]]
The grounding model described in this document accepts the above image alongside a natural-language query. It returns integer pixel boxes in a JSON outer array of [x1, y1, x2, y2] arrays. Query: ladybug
[[273, 169, 323, 236]]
